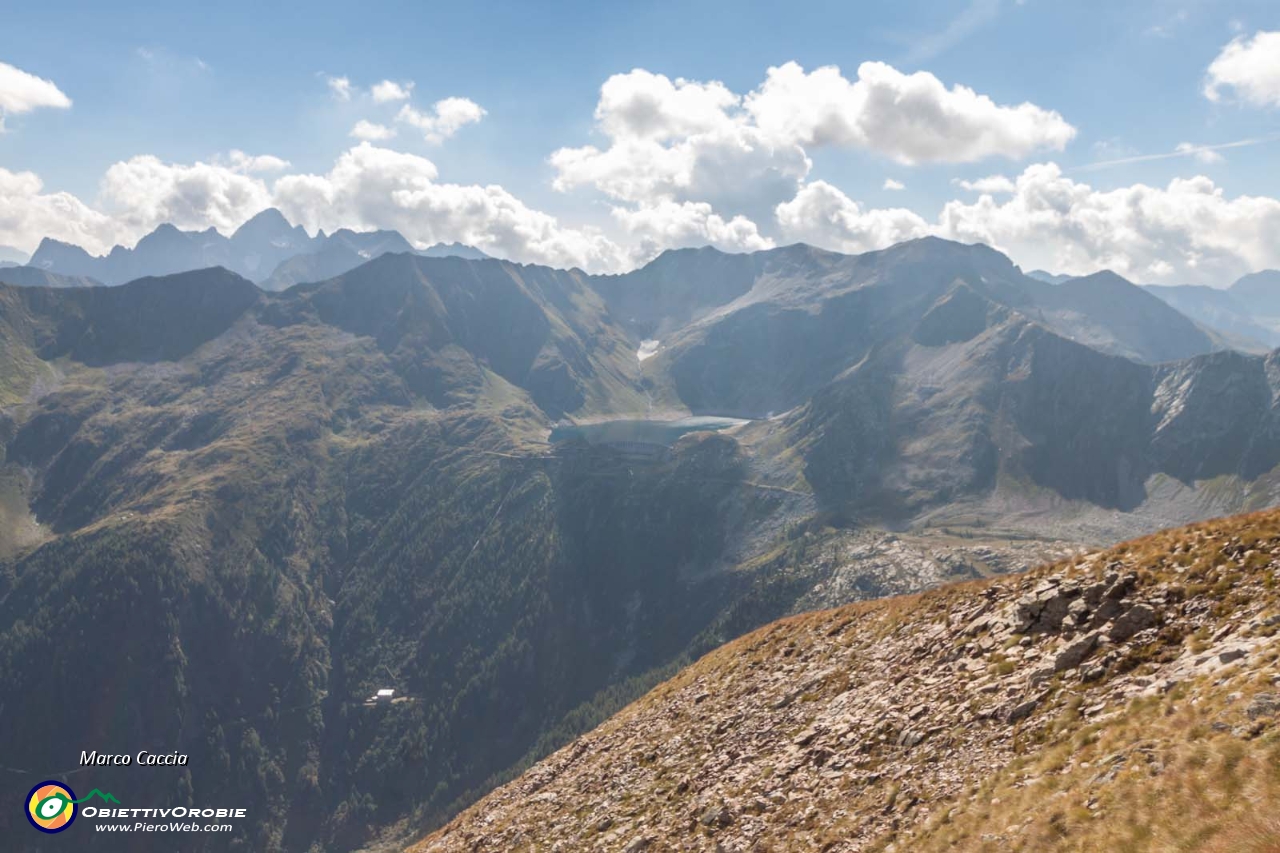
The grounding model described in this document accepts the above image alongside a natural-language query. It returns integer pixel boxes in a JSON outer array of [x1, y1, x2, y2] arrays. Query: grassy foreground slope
[[414, 509, 1280, 852]]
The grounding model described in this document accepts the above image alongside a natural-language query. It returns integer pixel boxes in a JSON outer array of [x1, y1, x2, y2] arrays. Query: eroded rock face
[[414, 517, 1280, 853], [1109, 604, 1159, 642], [1010, 569, 1136, 636], [1054, 631, 1101, 673]]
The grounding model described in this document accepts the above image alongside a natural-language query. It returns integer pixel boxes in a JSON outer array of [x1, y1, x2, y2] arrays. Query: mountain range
[[20, 208, 489, 289], [20, 214, 1280, 358], [2, 235, 1280, 850]]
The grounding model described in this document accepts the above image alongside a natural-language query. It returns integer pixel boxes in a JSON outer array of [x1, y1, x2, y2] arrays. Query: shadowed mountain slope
[[778, 299, 1280, 518], [0, 266, 102, 289], [1023, 270, 1220, 363], [602, 240, 1229, 421]]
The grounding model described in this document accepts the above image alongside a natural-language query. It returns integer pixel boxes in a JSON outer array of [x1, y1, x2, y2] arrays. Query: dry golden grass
[[412, 508, 1280, 853], [887, 658, 1280, 853]]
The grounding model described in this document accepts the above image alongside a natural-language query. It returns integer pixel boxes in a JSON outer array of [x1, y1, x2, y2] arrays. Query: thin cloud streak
[[900, 0, 1003, 65], [1077, 135, 1280, 171]]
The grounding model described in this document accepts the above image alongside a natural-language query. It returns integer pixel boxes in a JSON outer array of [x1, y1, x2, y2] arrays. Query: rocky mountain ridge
[[415, 509, 1280, 853]]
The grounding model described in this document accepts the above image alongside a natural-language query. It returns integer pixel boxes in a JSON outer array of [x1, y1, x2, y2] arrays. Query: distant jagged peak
[[32, 234, 96, 259], [418, 241, 490, 260], [1058, 268, 1137, 288], [231, 206, 294, 237], [1026, 268, 1077, 285], [326, 227, 414, 247], [134, 221, 204, 248]]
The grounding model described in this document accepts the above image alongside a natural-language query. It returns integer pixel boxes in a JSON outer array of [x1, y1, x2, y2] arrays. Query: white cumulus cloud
[[1174, 142, 1224, 164], [774, 165, 1280, 286], [954, 175, 1017, 193], [99, 155, 274, 238], [350, 120, 396, 141], [775, 181, 929, 254], [550, 68, 809, 225], [224, 150, 292, 173], [0, 167, 117, 254], [371, 80, 414, 103], [883, 178, 905, 191], [1204, 30, 1280, 107], [273, 142, 622, 270], [551, 62, 1073, 249], [744, 61, 1076, 164], [396, 97, 486, 143], [611, 199, 773, 264], [0, 61, 71, 131], [936, 162, 1280, 285]]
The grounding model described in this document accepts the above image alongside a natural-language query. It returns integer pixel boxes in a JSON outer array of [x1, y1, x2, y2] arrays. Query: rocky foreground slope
[[414, 510, 1280, 852]]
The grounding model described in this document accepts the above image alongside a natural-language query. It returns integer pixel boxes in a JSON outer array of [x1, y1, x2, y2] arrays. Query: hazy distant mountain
[[260, 227, 413, 290], [1144, 282, 1278, 350], [1230, 269, 1280, 315], [259, 231, 490, 290], [0, 265, 102, 288], [28, 209, 490, 292], [1025, 268, 1075, 284], [27, 236, 112, 278], [419, 241, 490, 261], [28, 210, 314, 285], [0, 245, 29, 266], [1140, 270, 1280, 352], [226, 207, 317, 277]]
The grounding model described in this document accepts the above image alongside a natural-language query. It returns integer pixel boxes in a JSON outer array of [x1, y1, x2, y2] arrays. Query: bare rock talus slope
[[415, 509, 1280, 853]]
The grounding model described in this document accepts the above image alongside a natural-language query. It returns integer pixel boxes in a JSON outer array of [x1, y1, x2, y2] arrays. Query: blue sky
[[2, 0, 1279, 284]]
